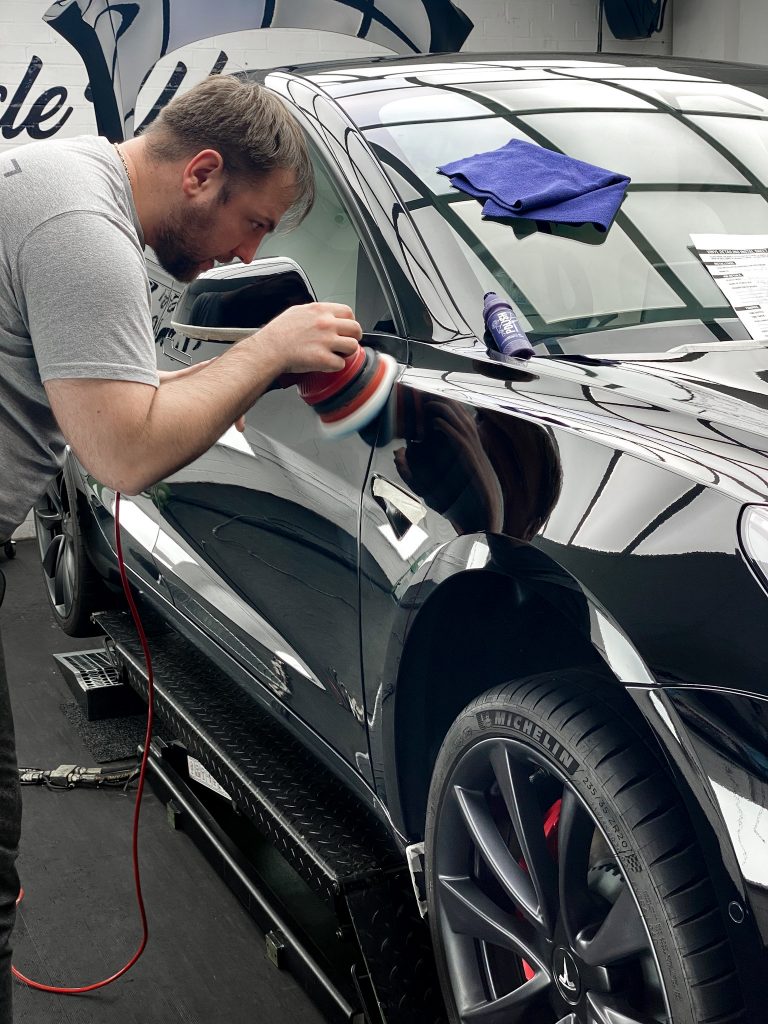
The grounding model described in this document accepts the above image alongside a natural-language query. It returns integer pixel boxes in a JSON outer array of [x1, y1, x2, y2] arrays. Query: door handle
[[371, 476, 426, 539]]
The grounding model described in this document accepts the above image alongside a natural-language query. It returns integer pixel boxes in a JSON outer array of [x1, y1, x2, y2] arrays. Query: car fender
[[361, 527, 654, 839]]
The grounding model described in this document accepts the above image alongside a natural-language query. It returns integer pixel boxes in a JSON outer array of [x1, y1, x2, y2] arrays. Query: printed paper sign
[[691, 234, 768, 342], [187, 756, 231, 800]]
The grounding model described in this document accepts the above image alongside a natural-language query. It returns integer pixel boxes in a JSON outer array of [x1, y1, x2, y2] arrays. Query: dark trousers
[[0, 570, 21, 1023]]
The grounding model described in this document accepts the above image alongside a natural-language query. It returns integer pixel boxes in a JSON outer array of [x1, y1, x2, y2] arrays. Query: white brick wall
[[459, 0, 671, 54], [673, 0, 768, 65]]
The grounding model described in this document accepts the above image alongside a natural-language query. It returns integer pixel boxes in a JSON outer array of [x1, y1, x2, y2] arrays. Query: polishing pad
[[293, 347, 398, 438]]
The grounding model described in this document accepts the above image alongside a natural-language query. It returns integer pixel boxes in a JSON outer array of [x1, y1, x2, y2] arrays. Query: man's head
[[135, 76, 314, 281]]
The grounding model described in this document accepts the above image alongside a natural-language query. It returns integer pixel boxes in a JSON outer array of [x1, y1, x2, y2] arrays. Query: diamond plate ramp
[[94, 611, 400, 904], [94, 610, 448, 1022]]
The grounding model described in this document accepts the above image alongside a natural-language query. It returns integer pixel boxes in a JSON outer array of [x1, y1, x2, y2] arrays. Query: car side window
[[256, 157, 394, 333]]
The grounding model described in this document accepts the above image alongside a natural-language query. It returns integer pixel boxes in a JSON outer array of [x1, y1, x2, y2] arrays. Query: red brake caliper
[[521, 798, 561, 981]]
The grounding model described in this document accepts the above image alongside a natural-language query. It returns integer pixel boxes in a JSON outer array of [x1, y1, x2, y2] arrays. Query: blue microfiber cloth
[[438, 138, 630, 231]]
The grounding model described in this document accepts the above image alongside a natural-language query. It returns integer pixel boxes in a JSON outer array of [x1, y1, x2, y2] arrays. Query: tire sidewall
[[425, 692, 695, 1024]]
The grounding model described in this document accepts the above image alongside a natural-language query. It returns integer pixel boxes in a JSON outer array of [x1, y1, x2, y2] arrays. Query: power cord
[[19, 764, 139, 790], [13, 491, 155, 994]]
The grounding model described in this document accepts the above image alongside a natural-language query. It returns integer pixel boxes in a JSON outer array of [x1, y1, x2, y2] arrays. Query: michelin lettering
[[476, 711, 580, 774]]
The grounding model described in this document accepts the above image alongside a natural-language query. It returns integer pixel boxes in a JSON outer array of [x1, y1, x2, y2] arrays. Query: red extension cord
[[13, 491, 154, 993]]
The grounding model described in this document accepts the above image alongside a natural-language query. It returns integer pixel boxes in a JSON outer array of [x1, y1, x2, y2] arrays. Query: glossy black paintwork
[[73, 54, 768, 968], [358, 340, 768, 809]]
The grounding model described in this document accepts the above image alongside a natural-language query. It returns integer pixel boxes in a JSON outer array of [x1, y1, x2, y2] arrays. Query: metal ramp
[[92, 610, 447, 1024]]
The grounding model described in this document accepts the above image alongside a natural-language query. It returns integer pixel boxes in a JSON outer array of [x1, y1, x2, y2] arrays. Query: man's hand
[[248, 302, 362, 376]]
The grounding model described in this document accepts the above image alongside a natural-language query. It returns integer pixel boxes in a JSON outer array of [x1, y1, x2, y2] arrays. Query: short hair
[[142, 75, 314, 228]]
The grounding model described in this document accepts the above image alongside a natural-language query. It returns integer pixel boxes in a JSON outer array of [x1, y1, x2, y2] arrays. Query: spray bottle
[[483, 292, 535, 359]]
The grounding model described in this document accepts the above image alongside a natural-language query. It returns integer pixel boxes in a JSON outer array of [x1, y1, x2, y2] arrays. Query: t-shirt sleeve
[[16, 210, 159, 387]]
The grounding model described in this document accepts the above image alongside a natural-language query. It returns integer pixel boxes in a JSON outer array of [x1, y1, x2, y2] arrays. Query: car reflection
[[391, 388, 562, 539]]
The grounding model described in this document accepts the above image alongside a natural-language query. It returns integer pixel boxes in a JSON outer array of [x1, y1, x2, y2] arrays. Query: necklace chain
[[113, 143, 133, 190]]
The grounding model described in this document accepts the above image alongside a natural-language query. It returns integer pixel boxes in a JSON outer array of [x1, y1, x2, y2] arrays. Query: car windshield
[[328, 59, 768, 356]]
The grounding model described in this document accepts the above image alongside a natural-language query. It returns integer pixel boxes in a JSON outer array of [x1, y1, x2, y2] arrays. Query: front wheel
[[425, 668, 745, 1024]]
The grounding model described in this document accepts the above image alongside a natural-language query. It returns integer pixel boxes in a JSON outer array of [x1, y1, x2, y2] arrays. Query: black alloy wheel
[[34, 469, 112, 636], [425, 669, 746, 1024]]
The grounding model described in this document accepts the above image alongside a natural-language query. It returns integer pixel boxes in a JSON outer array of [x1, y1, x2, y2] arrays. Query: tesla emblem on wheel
[[558, 958, 576, 991], [554, 948, 581, 1003]]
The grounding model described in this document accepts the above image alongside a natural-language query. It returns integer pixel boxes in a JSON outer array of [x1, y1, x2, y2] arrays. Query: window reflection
[[611, 80, 768, 115], [627, 192, 768, 308], [520, 112, 748, 186], [348, 60, 768, 352], [689, 115, 768, 186], [415, 67, 562, 85], [451, 200, 683, 325], [367, 119, 530, 195], [563, 66, 710, 82], [469, 79, 654, 111]]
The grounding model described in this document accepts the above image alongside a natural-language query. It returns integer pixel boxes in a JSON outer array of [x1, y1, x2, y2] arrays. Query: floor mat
[[59, 700, 163, 763]]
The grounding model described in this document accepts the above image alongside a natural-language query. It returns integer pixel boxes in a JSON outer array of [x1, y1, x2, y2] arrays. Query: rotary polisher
[[170, 314, 398, 437], [276, 345, 398, 438]]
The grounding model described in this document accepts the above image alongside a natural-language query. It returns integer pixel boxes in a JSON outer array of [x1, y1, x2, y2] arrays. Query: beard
[[152, 193, 227, 282]]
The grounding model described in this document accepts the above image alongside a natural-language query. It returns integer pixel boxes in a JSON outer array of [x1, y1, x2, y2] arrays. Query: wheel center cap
[[554, 947, 581, 1004]]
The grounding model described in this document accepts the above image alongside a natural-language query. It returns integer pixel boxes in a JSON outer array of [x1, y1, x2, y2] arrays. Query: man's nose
[[231, 238, 262, 264]]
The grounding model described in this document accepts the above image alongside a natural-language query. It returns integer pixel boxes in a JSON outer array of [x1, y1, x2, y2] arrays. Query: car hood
[[565, 344, 768, 435]]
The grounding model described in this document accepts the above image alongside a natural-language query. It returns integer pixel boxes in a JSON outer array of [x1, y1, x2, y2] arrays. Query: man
[[0, 74, 361, 1018]]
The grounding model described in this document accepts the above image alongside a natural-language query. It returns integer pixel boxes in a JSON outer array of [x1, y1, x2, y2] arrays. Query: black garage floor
[[0, 539, 328, 1024]]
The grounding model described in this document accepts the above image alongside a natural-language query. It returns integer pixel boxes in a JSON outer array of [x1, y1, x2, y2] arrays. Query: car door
[[151, 154, 400, 782]]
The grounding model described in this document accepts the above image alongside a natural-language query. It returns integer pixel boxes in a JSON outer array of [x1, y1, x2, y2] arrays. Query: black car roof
[[262, 50, 768, 89], [249, 51, 768, 129]]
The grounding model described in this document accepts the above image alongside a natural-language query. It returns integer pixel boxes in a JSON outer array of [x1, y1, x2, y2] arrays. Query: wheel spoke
[[61, 543, 76, 612], [557, 787, 596, 944], [461, 971, 550, 1024], [578, 886, 650, 967], [439, 876, 546, 968], [42, 534, 64, 580], [53, 540, 67, 607], [48, 480, 65, 519], [586, 991, 657, 1024], [35, 507, 63, 530], [454, 786, 545, 930], [489, 743, 557, 934]]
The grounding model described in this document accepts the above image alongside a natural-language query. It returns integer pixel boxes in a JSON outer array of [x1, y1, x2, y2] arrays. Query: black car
[[36, 52, 768, 1024]]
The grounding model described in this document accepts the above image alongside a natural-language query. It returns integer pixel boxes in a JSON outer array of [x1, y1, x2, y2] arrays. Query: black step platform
[[54, 646, 145, 720], [93, 610, 448, 1024]]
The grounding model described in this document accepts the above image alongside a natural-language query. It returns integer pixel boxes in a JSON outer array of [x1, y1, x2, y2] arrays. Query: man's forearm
[[124, 336, 284, 492]]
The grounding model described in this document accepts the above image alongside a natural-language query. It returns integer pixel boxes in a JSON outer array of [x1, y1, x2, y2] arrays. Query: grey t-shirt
[[0, 135, 158, 539]]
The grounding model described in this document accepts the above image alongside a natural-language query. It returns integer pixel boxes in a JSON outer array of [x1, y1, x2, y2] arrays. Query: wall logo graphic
[[44, 0, 474, 141], [0, 56, 74, 141], [0, 48, 231, 146]]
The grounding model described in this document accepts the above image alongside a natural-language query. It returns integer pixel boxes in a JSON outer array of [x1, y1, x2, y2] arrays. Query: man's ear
[[182, 149, 224, 196]]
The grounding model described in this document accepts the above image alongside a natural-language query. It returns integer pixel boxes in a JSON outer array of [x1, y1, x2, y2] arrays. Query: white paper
[[187, 756, 231, 800], [691, 233, 768, 341]]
